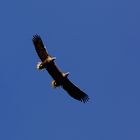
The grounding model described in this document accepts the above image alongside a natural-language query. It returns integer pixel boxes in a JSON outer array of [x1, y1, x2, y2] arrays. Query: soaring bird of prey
[[32, 34, 89, 103]]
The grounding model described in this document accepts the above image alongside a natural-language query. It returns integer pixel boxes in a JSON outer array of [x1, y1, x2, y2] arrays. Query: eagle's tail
[[36, 62, 45, 70]]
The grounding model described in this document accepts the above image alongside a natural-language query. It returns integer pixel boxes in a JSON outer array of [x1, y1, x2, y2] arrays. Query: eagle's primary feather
[[32, 35, 48, 61], [32, 34, 89, 103]]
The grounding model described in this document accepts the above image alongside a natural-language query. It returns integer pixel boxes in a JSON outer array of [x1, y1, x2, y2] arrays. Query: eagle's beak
[[63, 72, 69, 77]]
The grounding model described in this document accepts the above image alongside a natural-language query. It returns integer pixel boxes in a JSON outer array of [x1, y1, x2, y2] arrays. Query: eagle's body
[[32, 34, 89, 103]]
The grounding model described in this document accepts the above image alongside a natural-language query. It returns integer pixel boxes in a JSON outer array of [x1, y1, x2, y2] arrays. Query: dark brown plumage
[[32, 34, 89, 103]]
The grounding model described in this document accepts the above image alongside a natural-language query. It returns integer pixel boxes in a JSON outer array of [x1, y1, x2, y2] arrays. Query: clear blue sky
[[0, 0, 140, 140]]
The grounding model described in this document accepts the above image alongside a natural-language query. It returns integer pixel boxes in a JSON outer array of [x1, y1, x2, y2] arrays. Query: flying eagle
[[32, 34, 89, 103]]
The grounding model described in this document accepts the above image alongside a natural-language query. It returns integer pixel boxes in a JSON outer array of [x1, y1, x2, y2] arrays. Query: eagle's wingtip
[[82, 96, 89, 103], [32, 34, 41, 42]]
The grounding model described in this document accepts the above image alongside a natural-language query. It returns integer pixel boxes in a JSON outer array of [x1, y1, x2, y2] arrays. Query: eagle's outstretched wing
[[62, 78, 89, 103], [32, 34, 48, 61], [32, 34, 89, 103]]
